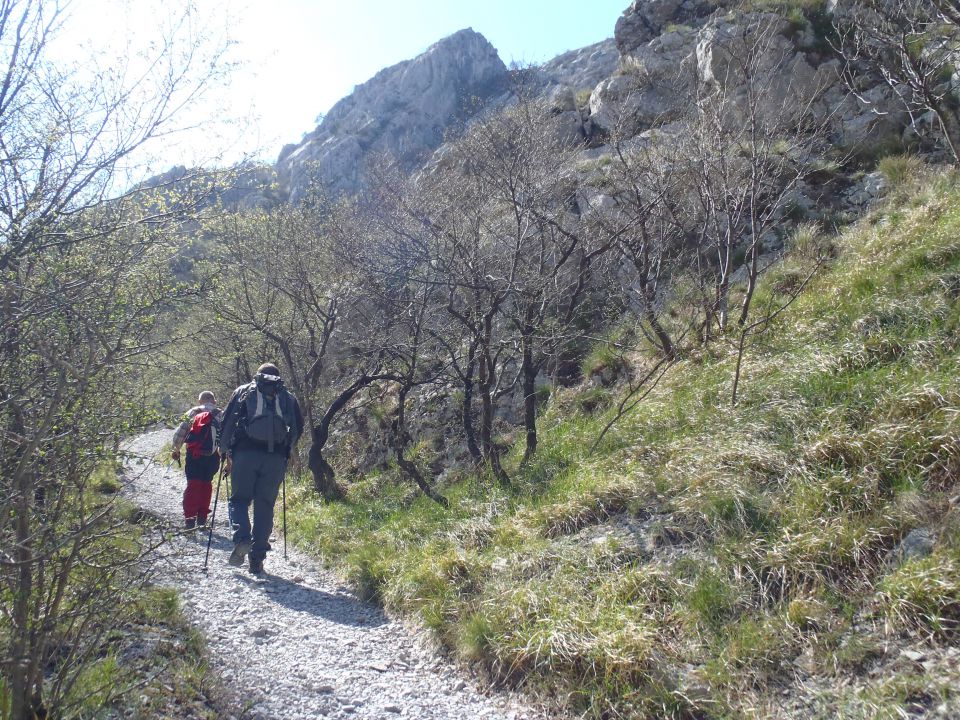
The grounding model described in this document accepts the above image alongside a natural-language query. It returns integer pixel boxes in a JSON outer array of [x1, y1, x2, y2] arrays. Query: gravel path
[[123, 430, 539, 720]]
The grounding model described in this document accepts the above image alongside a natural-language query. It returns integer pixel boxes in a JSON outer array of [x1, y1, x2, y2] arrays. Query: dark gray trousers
[[229, 448, 287, 561]]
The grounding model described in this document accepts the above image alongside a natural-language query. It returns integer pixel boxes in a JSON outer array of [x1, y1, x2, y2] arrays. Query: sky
[[55, 0, 629, 171]]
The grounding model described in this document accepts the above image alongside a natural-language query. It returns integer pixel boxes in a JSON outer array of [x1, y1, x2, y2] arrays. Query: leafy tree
[[0, 2, 231, 716]]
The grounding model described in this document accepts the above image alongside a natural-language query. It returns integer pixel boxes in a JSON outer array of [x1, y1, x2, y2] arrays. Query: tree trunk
[[307, 439, 342, 502], [391, 385, 448, 507], [477, 320, 495, 459], [646, 307, 675, 360], [716, 236, 732, 333], [461, 344, 482, 464], [640, 280, 674, 359], [477, 316, 509, 485], [716, 277, 730, 333], [307, 374, 381, 501], [520, 323, 537, 466], [9, 397, 38, 720], [738, 237, 760, 327], [11, 472, 34, 720]]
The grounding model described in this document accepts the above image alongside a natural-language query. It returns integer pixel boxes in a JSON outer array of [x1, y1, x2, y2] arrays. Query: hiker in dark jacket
[[171, 391, 223, 529], [219, 363, 303, 574]]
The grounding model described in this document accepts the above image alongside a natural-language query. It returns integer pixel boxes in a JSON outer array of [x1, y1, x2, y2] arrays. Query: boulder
[[547, 85, 577, 112], [886, 528, 936, 568], [695, 14, 816, 96], [820, 77, 909, 149]]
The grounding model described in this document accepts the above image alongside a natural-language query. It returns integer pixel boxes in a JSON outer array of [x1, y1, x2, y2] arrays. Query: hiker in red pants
[[171, 391, 223, 530]]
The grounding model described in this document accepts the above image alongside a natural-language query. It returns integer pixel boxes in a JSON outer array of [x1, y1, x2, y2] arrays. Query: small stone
[[312, 684, 335, 694], [453, 680, 466, 692], [292, 574, 305, 583], [383, 706, 402, 714], [370, 662, 390, 672], [887, 529, 936, 568], [901, 649, 926, 662]]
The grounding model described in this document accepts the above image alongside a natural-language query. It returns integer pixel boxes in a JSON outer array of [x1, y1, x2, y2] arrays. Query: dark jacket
[[219, 379, 304, 457]]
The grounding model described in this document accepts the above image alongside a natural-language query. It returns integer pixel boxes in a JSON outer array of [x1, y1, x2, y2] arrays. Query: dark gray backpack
[[242, 373, 294, 453]]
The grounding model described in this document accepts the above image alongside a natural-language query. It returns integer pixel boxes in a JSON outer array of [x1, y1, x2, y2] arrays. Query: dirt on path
[[123, 430, 540, 720]]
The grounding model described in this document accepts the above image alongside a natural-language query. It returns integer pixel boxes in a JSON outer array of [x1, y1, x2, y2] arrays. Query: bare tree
[[206, 200, 352, 499], [599, 136, 691, 360], [682, 14, 832, 336], [433, 98, 621, 466], [834, 0, 960, 162]]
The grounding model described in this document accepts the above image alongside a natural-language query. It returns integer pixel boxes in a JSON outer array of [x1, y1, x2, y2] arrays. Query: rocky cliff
[[277, 28, 509, 201], [275, 29, 623, 200], [274, 1, 919, 214]]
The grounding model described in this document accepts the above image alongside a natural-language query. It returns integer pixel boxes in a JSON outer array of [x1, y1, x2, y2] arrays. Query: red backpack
[[185, 411, 220, 458]]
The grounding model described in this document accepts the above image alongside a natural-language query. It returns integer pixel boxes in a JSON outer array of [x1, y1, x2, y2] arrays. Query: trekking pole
[[281, 473, 288, 560], [204, 460, 227, 573]]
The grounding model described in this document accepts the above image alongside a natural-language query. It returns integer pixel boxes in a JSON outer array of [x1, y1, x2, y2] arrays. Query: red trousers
[[182, 479, 213, 521]]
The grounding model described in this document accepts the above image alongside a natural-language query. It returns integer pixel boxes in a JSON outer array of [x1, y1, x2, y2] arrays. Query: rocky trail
[[123, 430, 539, 720]]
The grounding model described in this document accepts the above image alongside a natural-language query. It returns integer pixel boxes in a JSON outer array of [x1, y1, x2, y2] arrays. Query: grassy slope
[[286, 169, 960, 719]]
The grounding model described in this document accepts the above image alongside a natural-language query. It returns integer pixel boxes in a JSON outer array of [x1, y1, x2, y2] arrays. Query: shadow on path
[[234, 572, 388, 628]]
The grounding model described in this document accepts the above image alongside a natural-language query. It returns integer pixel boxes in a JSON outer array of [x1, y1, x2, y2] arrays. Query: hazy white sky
[[55, 0, 628, 170]]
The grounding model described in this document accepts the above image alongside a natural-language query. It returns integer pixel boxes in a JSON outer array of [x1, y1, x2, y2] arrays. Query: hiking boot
[[196, 516, 207, 530], [185, 518, 197, 531], [228, 540, 251, 567], [249, 557, 264, 575]]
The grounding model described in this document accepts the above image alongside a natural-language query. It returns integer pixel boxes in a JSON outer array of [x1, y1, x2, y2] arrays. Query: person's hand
[[171, 448, 181, 462], [224, 456, 233, 475]]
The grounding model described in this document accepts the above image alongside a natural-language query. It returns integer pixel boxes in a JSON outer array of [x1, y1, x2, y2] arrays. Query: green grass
[[877, 154, 924, 189], [90, 459, 123, 494], [59, 584, 230, 719], [286, 170, 960, 718], [106, 587, 226, 718]]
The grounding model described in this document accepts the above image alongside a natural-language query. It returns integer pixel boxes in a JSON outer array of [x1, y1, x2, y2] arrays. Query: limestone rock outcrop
[[273, 4, 919, 209], [590, 26, 696, 134], [538, 39, 619, 93], [614, 0, 726, 54], [277, 28, 508, 201]]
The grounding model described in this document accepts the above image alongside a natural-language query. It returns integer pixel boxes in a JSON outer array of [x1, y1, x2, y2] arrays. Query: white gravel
[[123, 430, 540, 720]]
